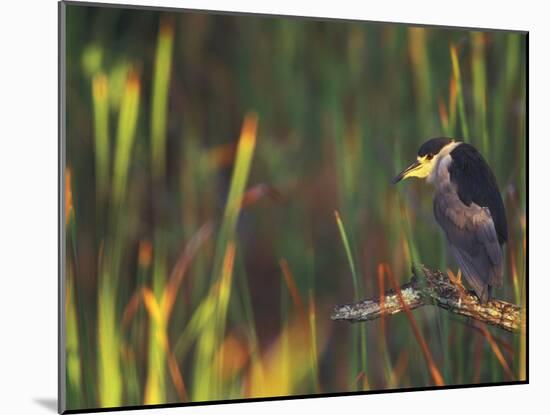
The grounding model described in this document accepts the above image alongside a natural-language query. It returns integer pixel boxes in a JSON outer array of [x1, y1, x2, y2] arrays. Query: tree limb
[[331, 264, 522, 333]]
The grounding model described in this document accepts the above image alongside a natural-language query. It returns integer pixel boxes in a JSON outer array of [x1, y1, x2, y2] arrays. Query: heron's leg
[[447, 269, 467, 306], [447, 269, 465, 288]]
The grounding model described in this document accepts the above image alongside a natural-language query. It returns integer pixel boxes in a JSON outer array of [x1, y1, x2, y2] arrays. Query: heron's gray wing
[[434, 191, 503, 302]]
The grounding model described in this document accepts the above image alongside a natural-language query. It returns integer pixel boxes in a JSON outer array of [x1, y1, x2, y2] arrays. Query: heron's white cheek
[[425, 160, 437, 184], [428, 155, 452, 187]]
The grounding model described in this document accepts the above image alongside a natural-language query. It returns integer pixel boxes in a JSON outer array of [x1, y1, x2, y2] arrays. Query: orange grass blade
[[438, 97, 449, 132], [238, 183, 282, 210], [162, 222, 213, 316], [167, 348, 188, 401], [476, 323, 514, 380], [65, 167, 73, 224], [279, 259, 305, 316], [142, 288, 163, 325], [472, 335, 484, 383], [212, 333, 250, 382], [386, 266, 445, 386], [449, 77, 457, 132], [352, 370, 370, 390], [455, 319, 514, 359], [204, 142, 238, 169], [121, 290, 143, 329]]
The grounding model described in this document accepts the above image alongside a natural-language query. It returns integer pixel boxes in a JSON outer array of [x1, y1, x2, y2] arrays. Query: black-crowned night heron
[[392, 137, 507, 303]]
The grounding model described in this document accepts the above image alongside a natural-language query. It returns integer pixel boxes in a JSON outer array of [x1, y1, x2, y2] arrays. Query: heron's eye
[[426, 154, 434, 160]]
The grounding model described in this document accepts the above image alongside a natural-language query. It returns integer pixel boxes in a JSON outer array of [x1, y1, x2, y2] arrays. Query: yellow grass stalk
[[210, 114, 258, 283], [246, 311, 326, 397], [141, 224, 211, 403], [143, 285, 168, 404], [147, 16, 175, 403], [66, 267, 81, 403], [192, 242, 237, 400], [97, 271, 123, 407], [98, 70, 140, 408], [112, 70, 140, 205]]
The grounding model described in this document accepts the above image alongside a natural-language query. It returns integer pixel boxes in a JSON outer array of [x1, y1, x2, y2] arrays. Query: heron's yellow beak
[[392, 156, 433, 184]]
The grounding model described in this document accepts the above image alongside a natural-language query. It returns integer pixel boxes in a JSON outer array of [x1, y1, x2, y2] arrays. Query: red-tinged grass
[[205, 142, 238, 169], [279, 259, 305, 317], [212, 333, 250, 382], [123, 224, 211, 403], [472, 335, 484, 383], [438, 97, 449, 132], [476, 323, 514, 380], [162, 222, 213, 317], [238, 183, 282, 210], [159, 14, 175, 38], [142, 286, 188, 401], [386, 265, 445, 386], [138, 240, 153, 268], [225, 183, 283, 215], [142, 287, 163, 325], [446, 76, 458, 135], [65, 167, 73, 224], [121, 290, 143, 330], [353, 370, 370, 390], [167, 346, 188, 401]]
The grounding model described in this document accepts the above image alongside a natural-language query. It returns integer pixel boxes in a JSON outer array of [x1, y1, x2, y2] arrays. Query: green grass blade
[[151, 17, 175, 179], [334, 210, 359, 298], [92, 73, 110, 199]]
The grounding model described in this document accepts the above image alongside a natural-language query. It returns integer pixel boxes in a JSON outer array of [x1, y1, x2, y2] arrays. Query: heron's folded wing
[[434, 193, 504, 300]]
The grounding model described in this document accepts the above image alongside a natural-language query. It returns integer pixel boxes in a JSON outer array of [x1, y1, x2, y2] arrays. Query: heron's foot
[[447, 269, 467, 307]]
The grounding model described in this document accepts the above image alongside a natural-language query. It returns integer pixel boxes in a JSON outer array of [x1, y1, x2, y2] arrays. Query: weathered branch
[[331, 264, 522, 333]]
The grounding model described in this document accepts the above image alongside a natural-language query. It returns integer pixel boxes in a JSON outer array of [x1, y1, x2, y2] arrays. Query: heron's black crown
[[417, 137, 453, 158]]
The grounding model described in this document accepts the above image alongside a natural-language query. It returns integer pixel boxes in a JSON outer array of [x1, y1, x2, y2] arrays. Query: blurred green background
[[64, 3, 526, 411]]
